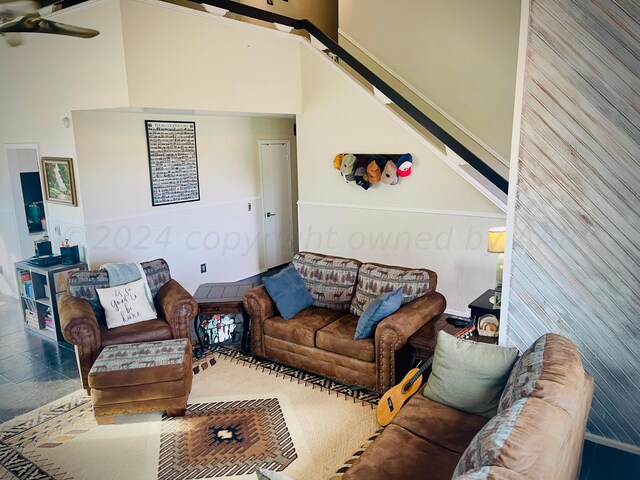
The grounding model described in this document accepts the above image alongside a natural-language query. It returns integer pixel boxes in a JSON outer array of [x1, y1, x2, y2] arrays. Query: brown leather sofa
[[343, 333, 595, 480], [58, 259, 198, 391], [243, 252, 446, 394]]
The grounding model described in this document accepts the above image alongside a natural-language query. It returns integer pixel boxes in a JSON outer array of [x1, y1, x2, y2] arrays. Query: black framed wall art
[[145, 120, 200, 206]]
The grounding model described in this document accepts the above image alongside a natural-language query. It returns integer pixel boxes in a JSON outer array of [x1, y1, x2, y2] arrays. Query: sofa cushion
[[350, 262, 435, 315], [292, 252, 360, 311], [393, 394, 488, 454], [100, 319, 173, 347], [453, 397, 572, 478], [69, 270, 110, 323], [263, 307, 344, 348], [316, 314, 375, 363], [343, 424, 461, 480], [88, 338, 190, 389], [424, 331, 519, 418], [354, 288, 403, 339], [498, 333, 585, 418], [140, 258, 171, 299], [262, 264, 313, 320]]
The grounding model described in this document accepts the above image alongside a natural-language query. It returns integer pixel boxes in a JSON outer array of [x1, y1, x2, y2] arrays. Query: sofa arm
[[375, 292, 446, 392], [243, 285, 276, 357], [58, 294, 102, 390], [156, 279, 198, 341]]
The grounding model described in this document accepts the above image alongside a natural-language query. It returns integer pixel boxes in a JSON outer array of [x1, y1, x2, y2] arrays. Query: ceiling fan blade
[[32, 17, 99, 38], [0, 13, 99, 38], [0, 1, 39, 22]]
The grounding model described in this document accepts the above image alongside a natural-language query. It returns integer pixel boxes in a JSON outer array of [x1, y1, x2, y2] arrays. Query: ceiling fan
[[0, 0, 99, 46]]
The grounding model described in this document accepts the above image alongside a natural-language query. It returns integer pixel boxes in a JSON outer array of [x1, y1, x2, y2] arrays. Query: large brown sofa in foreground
[[343, 333, 594, 480], [58, 259, 198, 391], [243, 252, 446, 393]]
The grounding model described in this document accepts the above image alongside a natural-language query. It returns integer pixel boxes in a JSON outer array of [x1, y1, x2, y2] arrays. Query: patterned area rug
[[0, 348, 380, 480]]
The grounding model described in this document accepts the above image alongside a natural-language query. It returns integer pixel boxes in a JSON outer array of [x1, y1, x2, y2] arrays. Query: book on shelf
[[19, 272, 32, 297], [44, 317, 54, 331]]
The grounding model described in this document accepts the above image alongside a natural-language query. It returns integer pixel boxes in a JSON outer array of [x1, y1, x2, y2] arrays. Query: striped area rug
[[0, 349, 380, 480]]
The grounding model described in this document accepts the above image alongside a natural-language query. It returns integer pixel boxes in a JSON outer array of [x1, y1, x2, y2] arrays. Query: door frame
[[258, 139, 293, 271], [4, 143, 47, 260]]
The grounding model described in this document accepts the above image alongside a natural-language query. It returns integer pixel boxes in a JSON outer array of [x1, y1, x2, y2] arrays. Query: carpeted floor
[[0, 347, 380, 480]]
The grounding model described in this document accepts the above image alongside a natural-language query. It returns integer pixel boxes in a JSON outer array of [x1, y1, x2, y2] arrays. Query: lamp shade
[[487, 227, 506, 253]]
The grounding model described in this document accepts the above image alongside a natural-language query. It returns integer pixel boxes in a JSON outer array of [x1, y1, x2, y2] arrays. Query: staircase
[[201, 0, 509, 210]]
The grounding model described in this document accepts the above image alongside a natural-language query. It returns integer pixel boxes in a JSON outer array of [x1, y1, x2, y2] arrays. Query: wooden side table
[[408, 314, 498, 363], [193, 280, 258, 357]]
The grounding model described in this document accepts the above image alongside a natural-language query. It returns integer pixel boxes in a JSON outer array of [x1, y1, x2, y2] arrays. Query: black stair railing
[[201, 0, 509, 195]]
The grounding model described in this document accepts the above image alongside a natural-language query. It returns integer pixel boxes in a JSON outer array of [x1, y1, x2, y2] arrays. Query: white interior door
[[260, 141, 293, 269]]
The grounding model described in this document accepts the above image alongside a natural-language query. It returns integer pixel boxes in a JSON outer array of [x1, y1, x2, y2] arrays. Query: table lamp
[[487, 226, 506, 307]]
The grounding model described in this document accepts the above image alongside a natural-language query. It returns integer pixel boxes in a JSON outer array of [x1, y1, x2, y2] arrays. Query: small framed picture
[[41, 157, 78, 206]]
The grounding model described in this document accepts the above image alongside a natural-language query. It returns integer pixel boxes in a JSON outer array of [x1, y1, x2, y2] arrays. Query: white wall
[[0, 0, 129, 295], [73, 110, 296, 293], [297, 45, 505, 313], [120, 0, 302, 114], [339, 0, 521, 163]]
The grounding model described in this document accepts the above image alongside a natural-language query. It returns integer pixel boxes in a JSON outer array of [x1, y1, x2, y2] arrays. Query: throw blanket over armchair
[[58, 259, 197, 391]]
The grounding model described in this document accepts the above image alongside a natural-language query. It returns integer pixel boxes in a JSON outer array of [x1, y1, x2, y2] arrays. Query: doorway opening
[[5, 144, 48, 259]]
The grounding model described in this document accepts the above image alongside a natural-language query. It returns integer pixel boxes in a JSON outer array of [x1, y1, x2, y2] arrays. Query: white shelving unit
[[14, 260, 87, 343]]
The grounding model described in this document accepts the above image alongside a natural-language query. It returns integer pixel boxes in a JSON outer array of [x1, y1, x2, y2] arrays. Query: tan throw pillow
[[423, 331, 519, 418], [96, 278, 157, 329]]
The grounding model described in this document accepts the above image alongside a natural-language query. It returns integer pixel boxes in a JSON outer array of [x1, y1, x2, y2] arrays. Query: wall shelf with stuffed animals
[[334, 153, 413, 190]]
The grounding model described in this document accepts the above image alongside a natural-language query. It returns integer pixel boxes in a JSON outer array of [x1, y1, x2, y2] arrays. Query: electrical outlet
[[54, 224, 61, 235], [200, 263, 206, 273], [248, 202, 252, 212]]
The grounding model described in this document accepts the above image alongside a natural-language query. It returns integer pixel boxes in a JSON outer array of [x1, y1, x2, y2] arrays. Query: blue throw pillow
[[354, 288, 403, 339], [262, 264, 313, 320]]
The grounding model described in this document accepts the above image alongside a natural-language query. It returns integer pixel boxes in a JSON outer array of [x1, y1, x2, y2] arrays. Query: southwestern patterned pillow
[[292, 252, 360, 312], [349, 263, 435, 316]]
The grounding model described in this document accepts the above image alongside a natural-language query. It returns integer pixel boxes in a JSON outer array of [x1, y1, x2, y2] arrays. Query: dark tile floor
[[1, 290, 639, 478], [0, 293, 81, 422]]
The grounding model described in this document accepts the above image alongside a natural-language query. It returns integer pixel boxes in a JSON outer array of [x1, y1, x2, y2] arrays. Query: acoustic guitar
[[376, 324, 475, 426]]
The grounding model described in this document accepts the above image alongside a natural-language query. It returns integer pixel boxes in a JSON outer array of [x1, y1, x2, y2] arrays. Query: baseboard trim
[[585, 433, 640, 455]]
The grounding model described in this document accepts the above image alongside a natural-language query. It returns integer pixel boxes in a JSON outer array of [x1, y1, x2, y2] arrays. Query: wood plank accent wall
[[507, 0, 640, 446]]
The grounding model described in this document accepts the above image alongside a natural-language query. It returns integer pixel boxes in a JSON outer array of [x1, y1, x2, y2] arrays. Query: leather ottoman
[[88, 338, 193, 425]]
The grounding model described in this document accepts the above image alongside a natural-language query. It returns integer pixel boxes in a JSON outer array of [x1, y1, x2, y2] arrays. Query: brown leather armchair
[[58, 259, 197, 391]]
